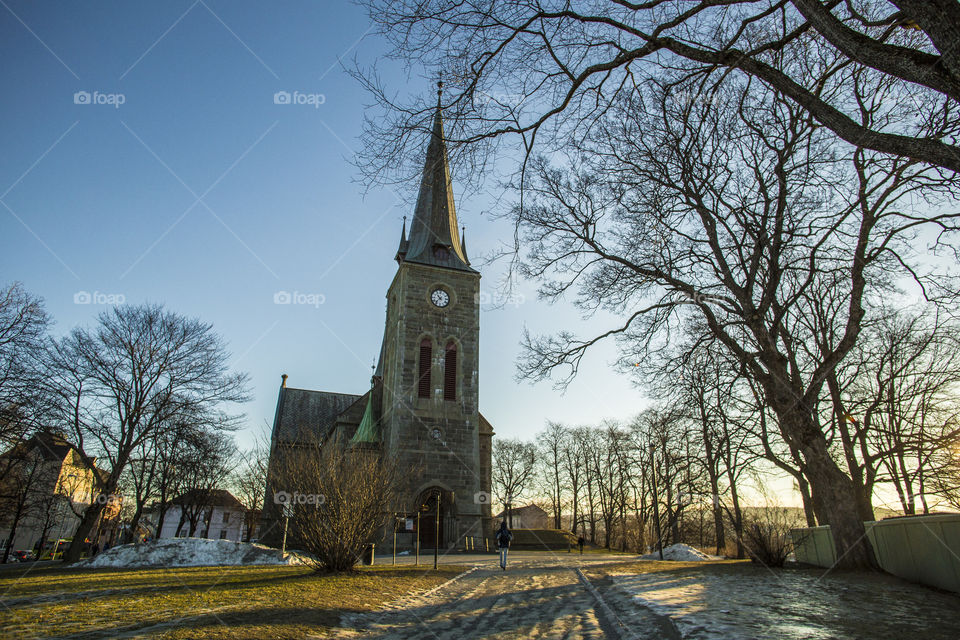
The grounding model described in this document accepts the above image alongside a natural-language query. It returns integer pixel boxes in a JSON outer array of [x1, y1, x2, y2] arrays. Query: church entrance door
[[416, 488, 449, 549]]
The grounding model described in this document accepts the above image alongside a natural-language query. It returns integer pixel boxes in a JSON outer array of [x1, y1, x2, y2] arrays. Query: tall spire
[[400, 80, 475, 272], [395, 215, 408, 262]]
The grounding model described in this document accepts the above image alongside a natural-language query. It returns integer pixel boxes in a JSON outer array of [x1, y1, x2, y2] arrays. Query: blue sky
[[0, 0, 648, 450]]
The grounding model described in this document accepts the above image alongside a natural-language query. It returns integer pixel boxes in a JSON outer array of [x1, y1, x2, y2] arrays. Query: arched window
[[443, 341, 457, 401], [418, 338, 432, 398]]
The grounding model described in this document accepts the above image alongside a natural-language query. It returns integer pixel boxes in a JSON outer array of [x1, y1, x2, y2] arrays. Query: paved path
[[333, 554, 675, 640]]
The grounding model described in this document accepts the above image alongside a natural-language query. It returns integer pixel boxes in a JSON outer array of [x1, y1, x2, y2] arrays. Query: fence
[[791, 513, 960, 593]]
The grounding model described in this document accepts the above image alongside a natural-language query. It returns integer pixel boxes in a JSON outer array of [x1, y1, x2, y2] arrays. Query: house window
[[418, 338, 432, 398], [444, 341, 457, 401], [219, 530, 227, 540], [222, 512, 230, 523]]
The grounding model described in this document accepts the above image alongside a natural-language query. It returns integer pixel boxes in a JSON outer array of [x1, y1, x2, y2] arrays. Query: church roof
[[349, 393, 380, 445], [271, 385, 362, 443], [400, 86, 477, 273]]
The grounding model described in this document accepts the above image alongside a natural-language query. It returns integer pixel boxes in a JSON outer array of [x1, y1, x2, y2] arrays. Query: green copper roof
[[349, 393, 379, 444]]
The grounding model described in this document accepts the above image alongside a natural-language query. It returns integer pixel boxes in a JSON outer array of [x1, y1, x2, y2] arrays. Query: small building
[[154, 489, 248, 542], [495, 504, 550, 529]]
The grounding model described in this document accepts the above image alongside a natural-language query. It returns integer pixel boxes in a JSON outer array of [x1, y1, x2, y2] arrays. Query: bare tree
[[44, 304, 249, 562], [171, 430, 236, 538], [272, 437, 403, 572], [357, 1, 960, 182], [231, 434, 270, 542], [492, 438, 536, 527], [0, 445, 54, 562], [0, 283, 50, 485], [535, 421, 566, 529]]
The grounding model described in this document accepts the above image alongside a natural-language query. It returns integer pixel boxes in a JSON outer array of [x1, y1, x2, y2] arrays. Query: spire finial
[[437, 74, 443, 106]]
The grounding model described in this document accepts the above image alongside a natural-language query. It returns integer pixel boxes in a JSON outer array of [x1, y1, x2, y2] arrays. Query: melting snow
[[612, 565, 960, 639], [76, 538, 309, 569], [640, 544, 712, 561]]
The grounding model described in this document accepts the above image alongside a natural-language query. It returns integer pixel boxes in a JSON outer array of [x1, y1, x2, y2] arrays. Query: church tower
[[376, 83, 492, 546], [262, 84, 493, 551]]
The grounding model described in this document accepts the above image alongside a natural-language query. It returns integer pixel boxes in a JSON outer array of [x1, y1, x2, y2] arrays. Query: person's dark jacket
[[496, 526, 513, 549]]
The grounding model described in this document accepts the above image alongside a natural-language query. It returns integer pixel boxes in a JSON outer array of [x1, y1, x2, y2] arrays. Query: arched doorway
[[416, 487, 454, 549]]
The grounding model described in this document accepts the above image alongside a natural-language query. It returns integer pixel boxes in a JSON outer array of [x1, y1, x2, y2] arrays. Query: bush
[[272, 438, 404, 572], [741, 507, 799, 567]]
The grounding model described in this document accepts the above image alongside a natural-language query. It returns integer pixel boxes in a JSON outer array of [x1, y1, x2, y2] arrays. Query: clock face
[[430, 288, 450, 308]]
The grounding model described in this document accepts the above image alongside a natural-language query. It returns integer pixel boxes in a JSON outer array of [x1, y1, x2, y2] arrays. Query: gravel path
[[333, 554, 673, 640], [332, 553, 960, 640]]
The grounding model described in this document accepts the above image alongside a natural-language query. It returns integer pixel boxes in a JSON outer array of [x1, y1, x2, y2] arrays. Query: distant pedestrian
[[496, 521, 512, 570], [577, 536, 584, 555]]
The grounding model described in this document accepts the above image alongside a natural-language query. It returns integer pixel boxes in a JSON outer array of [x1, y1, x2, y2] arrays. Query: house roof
[[0, 430, 77, 463], [496, 504, 549, 518], [172, 488, 245, 510]]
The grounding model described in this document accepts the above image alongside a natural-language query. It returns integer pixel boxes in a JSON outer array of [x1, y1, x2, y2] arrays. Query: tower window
[[444, 341, 457, 401], [418, 338, 432, 398]]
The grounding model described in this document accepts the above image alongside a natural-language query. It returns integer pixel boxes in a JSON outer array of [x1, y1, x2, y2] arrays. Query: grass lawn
[[0, 563, 466, 639]]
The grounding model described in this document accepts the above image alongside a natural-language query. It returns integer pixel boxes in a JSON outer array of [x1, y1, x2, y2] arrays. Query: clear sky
[[1, 0, 649, 451]]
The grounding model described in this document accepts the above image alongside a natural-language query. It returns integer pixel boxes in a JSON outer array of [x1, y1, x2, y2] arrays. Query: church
[[261, 90, 494, 550]]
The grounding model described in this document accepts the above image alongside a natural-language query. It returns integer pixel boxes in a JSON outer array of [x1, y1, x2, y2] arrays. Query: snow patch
[[75, 537, 309, 569], [641, 543, 711, 561]]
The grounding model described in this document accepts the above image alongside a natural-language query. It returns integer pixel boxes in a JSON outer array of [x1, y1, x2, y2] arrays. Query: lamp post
[[649, 443, 664, 560], [434, 490, 440, 570]]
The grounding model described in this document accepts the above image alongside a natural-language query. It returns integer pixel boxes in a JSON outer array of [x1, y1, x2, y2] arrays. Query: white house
[[153, 489, 248, 542]]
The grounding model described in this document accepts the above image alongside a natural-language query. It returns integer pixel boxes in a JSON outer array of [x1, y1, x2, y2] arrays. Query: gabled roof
[[272, 385, 362, 443], [172, 488, 245, 510], [400, 85, 477, 274], [0, 430, 76, 463]]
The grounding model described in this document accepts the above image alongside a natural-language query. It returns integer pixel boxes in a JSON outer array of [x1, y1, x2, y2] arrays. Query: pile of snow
[[641, 543, 711, 561], [76, 537, 309, 569]]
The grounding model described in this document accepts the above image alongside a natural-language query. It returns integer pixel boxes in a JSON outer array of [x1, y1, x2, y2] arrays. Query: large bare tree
[[44, 304, 249, 563], [357, 1, 960, 180]]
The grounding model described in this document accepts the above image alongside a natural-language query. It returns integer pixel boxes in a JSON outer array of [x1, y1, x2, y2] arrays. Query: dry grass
[[0, 563, 465, 638]]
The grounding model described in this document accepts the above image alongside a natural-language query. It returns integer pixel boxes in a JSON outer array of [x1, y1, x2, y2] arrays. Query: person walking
[[577, 535, 585, 555], [496, 521, 512, 570]]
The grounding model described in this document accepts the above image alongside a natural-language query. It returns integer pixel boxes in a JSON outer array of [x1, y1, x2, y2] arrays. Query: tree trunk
[[63, 498, 107, 563], [785, 409, 878, 569], [796, 476, 817, 527]]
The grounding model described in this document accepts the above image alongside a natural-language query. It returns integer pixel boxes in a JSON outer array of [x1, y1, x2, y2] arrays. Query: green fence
[[791, 513, 960, 593]]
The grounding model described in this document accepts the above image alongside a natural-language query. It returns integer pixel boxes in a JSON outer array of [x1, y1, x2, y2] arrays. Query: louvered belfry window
[[418, 338, 432, 398], [444, 341, 457, 401]]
